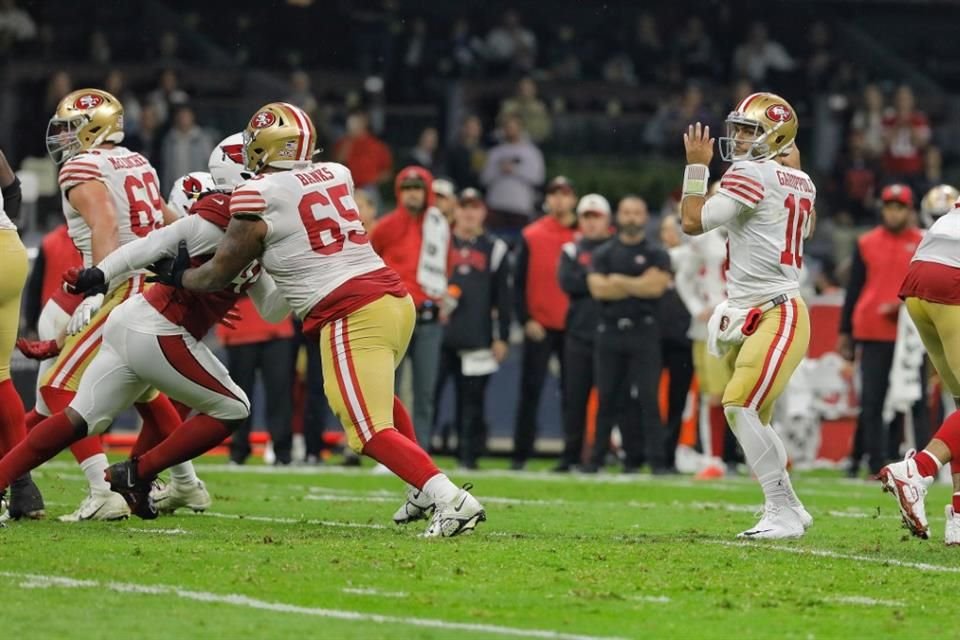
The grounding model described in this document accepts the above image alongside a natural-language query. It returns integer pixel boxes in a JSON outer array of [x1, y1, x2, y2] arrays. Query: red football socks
[[392, 396, 418, 444], [24, 408, 46, 430], [914, 450, 941, 477], [362, 427, 439, 489], [132, 394, 182, 458], [0, 379, 26, 457], [0, 411, 81, 490], [709, 404, 727, 459], [40, 385, 104, 464], [136, 414, 231, 479]]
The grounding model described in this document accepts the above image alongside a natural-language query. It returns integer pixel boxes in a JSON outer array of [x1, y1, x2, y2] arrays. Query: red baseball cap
[[881, 184, 914, 207]]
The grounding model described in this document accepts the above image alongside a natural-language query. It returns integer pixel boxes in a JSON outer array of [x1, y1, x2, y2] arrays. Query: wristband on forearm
[[682, 164, 709, 198]]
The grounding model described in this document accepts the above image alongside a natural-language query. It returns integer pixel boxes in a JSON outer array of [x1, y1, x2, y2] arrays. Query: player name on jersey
[[775, 170, 814, 194], [107, 154, 149, 170], [295, 166, 336, 186]]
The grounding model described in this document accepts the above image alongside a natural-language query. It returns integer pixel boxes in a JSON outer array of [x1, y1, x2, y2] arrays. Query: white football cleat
[[736, 503, 805, 539], [393, 486, 435, 525], [421, 485, 486, 538], [878, 450, 932, 539], [945, 505, 960, 546], [151, 480, 212, 514], [57, 490, 130, 522], [794, 504, 814, 530]]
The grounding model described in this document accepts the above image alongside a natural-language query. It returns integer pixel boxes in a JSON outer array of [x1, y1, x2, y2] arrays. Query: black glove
[[63, 266, 107, 296], [146, 240, 191, 288]]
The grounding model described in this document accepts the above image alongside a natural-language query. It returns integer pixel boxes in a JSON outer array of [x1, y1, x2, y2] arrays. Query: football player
[[879, 191, 960, 544], [33, 88, 200, 521], [127, 103, 485, 537], [0, 133, 277, 519], [168, 171, 215, 217], [681, 93, 815, 538], [0, 147, 45, 522]]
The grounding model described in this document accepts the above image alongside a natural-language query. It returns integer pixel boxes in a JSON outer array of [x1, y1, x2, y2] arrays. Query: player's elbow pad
[[2, 177, 22, 223]]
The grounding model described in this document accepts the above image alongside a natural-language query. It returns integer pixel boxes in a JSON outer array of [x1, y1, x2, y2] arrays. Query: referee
[[586, 196, 672, 473]]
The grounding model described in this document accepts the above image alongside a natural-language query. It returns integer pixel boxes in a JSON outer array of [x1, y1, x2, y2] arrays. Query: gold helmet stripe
[[278, 102, 314, 161], [735, 92, 764, 113]]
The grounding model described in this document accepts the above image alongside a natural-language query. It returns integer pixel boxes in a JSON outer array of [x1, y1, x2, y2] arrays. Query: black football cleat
[[105, 459, 158, 520], [8, 474, 45, 520]]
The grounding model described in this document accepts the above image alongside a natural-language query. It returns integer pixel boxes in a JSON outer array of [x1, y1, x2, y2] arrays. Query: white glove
[[67, 293, 104, 336]]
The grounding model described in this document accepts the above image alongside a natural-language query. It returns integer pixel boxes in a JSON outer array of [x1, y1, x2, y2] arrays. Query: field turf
[[2, 455, 958, 639]]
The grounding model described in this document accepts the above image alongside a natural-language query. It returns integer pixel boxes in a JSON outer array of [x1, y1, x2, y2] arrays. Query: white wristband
[[682, 164, 709, 198]]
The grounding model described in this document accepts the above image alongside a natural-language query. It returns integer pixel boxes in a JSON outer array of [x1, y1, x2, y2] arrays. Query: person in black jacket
[[553, 193, 613, 472], [586, 196, 672, 473], [436, 188, 512, 469]]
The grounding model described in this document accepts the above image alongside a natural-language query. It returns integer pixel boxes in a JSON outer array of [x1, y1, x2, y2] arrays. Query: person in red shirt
[[839, 184, 930, 477], [371, 166, 449, 447], [881, 85, 930, 183], [333, 110, 392, 211], [511, 175, 578, 469]]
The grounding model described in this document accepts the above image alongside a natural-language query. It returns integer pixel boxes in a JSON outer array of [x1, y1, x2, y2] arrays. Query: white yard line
[[127, 527, 189, 535], [0, 571, 628, 640], [708, 540, 960, 573], [201, 511, 386, 530], [826, 595, 905, 607]]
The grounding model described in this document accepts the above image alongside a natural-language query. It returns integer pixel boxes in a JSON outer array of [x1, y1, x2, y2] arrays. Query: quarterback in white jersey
[[140, 102, 485, 537], [680, 92, 813, 539]]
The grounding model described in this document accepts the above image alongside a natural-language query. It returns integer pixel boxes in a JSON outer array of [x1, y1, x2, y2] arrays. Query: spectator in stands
[[633, 12, 665, 81], [396, 17, 433, 102], [511, 176, 578, 470], [851, 84, 887, 160], [285, 70, 318, 118], [432, 178, 456, 224], [544, 24, 583, 82], [355, 189, 378, 235], [658, 215, 693, 471], [644, 83, 714, 152], [436, 188, 511, 469], [147, 68, 189, 126], [585, 196, 671, 474], [104, 70, 141, 138], [730, 78, 754, 107], [217, 299, 295, 466], [804, 21, 835, 91], [732, 22, 794, 84], [24, 70, 71, 157], [499, 77, 552, 144], [481, 114, 545, 231], [447, 115, 485, 192], [485, 9, 537, 74], [832, 129, 880, 224], [0, 0, 36, 53], [371, 166, 450, 447], [674, 16, 716, 80], [882, 85, 931, 189], [125, 103, 162, 165], [333, 110, 392, 213], [919, 146, 945, 196], [554, 193, 612, 472], [157, 30, 180, 63], [160, 104, 214, 193], [839, 184, 929, 477], [89, 30, 111, 64], [447, 17, 484, 77], [404, 126, 443, 176]]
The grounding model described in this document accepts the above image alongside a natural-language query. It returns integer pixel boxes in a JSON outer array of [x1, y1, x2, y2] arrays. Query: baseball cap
[[433, 178, 455, 199], [576, 193, 611, 217], [881, 184, 914, 207], [458, 187, 484, 205], [546, 175, 575, 194]]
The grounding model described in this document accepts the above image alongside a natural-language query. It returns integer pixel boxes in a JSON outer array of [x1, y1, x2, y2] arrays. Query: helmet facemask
[[45, 116, 87, 165], [719, 118, 779, 162]]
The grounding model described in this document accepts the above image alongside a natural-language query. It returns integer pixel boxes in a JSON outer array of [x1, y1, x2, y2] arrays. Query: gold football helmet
[[242, 102, 316, 173], [920, 184, 960, 228], [719, 92, 798, 162], [45, 88, 124, 164]]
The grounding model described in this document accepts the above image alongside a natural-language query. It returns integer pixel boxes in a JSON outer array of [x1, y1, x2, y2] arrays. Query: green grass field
[[3, 455, 958, 640]]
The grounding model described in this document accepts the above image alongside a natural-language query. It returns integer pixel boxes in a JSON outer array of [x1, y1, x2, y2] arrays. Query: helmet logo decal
[[73, 93, 104, 110], [182, 175, 204, 197], [221, 143, 245, 164], [251, 111, 276, 129], [765, 104, 793, 123]]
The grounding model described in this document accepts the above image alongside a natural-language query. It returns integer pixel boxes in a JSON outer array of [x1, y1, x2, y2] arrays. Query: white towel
[[882, 305, 925, 423], [416, 206, 450, 298], [706, 301, 751, 357]]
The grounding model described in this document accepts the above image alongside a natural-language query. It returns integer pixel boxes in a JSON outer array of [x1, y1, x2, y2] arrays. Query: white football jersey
[[0, 184, 12, 230], [58, 146, 165, 286], [912, 202, 960, 269], [713, 159, 817, 307], [230, 161, 385, 318]]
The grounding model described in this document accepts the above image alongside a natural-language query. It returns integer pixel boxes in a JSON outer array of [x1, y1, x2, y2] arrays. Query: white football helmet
[[209, 132, 250, 189], [168, 171, 215, 216]]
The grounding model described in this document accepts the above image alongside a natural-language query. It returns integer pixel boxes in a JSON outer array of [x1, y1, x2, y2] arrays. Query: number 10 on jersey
[[780, 194, 812, 268]]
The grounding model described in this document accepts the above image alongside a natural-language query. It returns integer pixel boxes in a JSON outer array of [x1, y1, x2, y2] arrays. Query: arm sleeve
[[840, 241, 866, 335], [491, 238, 512, 341], [701, 193, 746, 232], [58, 155, 106, 193], [558, 243, 589, 296], [513, 236, 530, 324], [23, 246, 44, 332], [229, 182, 268, 219], [247, 271, 292, 323], [1, 177, 22, 223], [717, 163, 765, 210], [97, 215, 215, 281]]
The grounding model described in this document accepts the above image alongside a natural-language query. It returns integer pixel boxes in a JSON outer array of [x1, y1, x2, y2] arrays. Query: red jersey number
[[124, 172, 164, 237], [297, 183, 369, 256], [779, 194, 812, 268]]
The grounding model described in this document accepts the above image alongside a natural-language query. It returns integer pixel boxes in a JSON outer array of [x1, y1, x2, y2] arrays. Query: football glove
[[146, 240, 191, 288], [15, 338, 61, 361], [66, 293, 104, 335], [63, 266, 107, 296]]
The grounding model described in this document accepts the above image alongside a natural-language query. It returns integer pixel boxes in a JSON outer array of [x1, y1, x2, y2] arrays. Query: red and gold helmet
[[719, 92, 798, 162], [242, 102, 316, 173], [920, 184, 960, 227], [45, 88, 124, 164]]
